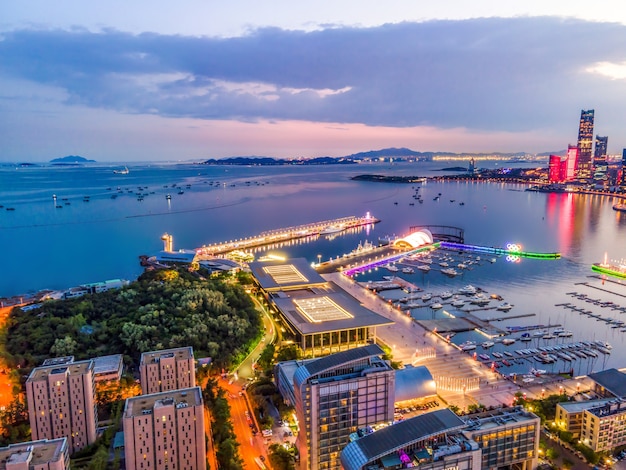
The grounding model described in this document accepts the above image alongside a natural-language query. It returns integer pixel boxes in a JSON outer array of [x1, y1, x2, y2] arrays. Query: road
[[0, 306, 18, 410]]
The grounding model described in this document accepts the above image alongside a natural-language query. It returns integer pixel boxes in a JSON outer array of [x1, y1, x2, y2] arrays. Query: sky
[[1, 1, 626, 162]]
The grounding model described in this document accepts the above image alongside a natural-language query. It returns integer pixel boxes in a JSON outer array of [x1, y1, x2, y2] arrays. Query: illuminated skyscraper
[[566, 145, 579, 181], [622, 149, 626, 187], [576, 109, 594, 179], [595, 135, 608, 159]]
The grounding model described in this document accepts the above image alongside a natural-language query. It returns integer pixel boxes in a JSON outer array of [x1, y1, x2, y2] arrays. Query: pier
[[195, 213, 379, 257]]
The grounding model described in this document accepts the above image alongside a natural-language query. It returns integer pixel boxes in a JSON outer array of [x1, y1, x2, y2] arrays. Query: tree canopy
[[3, 269, 262, 370]]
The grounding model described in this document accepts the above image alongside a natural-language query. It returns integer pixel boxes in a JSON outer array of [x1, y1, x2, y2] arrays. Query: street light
[[317, 254, 322, 265]]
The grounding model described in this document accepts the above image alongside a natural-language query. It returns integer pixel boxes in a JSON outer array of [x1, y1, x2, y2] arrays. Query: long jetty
[[195, 214, 379, 257]]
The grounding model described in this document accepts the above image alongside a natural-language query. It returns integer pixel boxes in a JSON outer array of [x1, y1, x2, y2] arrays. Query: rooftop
[[462, 406, 539, 432], [42, 356, 74, 366], [588, 368, 626, 398], [273, 287, 393, 335], [92, 354, 123, 375], [140, 347, 194, 365], [294, 344, 390, 388], [340, 409, 465, 470], [124, 387, 202, 418], [558, 398, 615, 413], [27, 360, 93, 382], [249, 258, 327, 290], [0, 438, 67, 466]]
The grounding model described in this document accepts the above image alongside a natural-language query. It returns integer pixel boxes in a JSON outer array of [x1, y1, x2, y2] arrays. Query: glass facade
[[577, 109, 595, 179]]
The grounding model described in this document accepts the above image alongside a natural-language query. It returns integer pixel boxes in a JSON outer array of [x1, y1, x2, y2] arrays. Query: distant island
[[50, 155, 96, 164], [202, 147, 551, 166], [202, 156, 357, 166]]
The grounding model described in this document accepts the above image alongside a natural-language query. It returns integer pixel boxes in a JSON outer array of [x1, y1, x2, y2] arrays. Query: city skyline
[[2, 3, 626, 161]]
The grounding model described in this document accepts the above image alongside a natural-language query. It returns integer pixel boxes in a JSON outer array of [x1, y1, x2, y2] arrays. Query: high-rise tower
[[576, 109, 594, 179]]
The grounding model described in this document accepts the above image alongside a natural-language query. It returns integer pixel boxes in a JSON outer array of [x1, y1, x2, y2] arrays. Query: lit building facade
[[463, 407, 540, 470], [595, 135, 608, 160], [576, 109, 595, 179], [622, 149, 626, 187], [566, 145, 579, 181], [289, 344, 395, 470], [123, 387, 206, 470], [340, 407, 539, 470], [556, 399, 614, 439], [139, 347, 196, 395], [0, 438, 69, 470], [26, 361, 97, 454], [549, 155, 567, 183], [580, 400, 626, 453]]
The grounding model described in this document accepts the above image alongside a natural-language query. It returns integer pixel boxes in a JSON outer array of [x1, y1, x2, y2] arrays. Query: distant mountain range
[[50, 155, 95, 163], [203, 147, 555, 166]]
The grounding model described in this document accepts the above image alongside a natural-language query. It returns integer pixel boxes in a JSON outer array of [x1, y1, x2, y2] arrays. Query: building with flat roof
[[577, 109, 595, 179], [26, 361, 97, 454], [249, 258, 393, 356], [42, 354, 123, 383], [123, 387, 206, 470], [579, 399, 626, 452], [588, 368, 626, 398], [0, 438, 69, 470], [92, 354, 124, 382], [556, 398, 614, 439], [139, 347, 196, 395], [286, 344, 395, 470], [462, 406, 540, 470]]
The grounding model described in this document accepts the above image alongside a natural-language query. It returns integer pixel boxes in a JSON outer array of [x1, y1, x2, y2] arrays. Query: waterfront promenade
[[325, 272, 591, 409]]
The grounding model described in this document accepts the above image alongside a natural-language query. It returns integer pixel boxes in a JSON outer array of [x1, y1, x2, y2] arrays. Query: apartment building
[[26, 361, 97, 454], [122, 387, 206, 470], [139, 347, 195, 395]]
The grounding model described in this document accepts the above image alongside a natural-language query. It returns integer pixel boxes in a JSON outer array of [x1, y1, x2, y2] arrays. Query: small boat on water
[[496, 302, 514, 311], [478, 353, 490, 361], [386, 264, 399, 273], [439, 291, 453, 299], [502, 338, 516, 346], [492, 351, 503, 358], [441, 268, 458, 277], [458, 285, 477, 295], [402, 267, 414, 274], [481, 341, 495, 349], [417, 265, 431, 272], [166, 194, 171, 200], [451, 299, 465, 307], [113, 166, 129, 175], [421, 293, 432, 301], [430, 302, 443, 309], [460, 341, 477, 351]]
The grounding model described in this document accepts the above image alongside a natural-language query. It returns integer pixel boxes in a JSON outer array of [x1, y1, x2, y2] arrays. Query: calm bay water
[[2, 161, 626, 372]]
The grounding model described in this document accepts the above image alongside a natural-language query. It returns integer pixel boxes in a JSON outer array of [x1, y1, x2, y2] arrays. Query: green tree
[[269, 443, 296, 470], [50, 335, 78, 356]]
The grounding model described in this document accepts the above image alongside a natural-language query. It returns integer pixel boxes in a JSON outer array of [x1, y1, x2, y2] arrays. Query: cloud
[[1, 17, 626, 134]]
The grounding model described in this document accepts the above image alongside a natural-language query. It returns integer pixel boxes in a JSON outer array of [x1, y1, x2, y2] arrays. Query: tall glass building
[[290, 344, 395, 470], [577, 109, 595, 180]]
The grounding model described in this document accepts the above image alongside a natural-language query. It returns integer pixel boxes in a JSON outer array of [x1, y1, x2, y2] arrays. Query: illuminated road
[[0, 306, 17, 410], [220, 377, 270, 469]]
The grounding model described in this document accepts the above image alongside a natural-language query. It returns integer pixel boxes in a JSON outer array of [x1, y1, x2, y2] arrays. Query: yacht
[[422, 258, 433, 264], [481, 341, 495, 349], [542, 333, 557, 340], [386, 264, 399, 273], [439, 291, 453, 299], [401, 267, 415, 274], [113, 166, 129, 175], [441, 268, 459, 277], [460, 341, 477, 351], [458, 285, 477, 295], [496, 303, 514, 311], [321, 225, 345, 235], [430, 302, 443, 310], [470, 295, 490, 305], [439, 261, 449, 267], [478, 354, 490, 361], [421, 293, 432, 301], [502, 338, 516, 346], [457, 263, 468, 269], [417, 264, 431, 272], [520, 333, 532, 342], [451, 299, 465, 307], [166, 194, 171, 200], [532, 330, 546, 338]]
